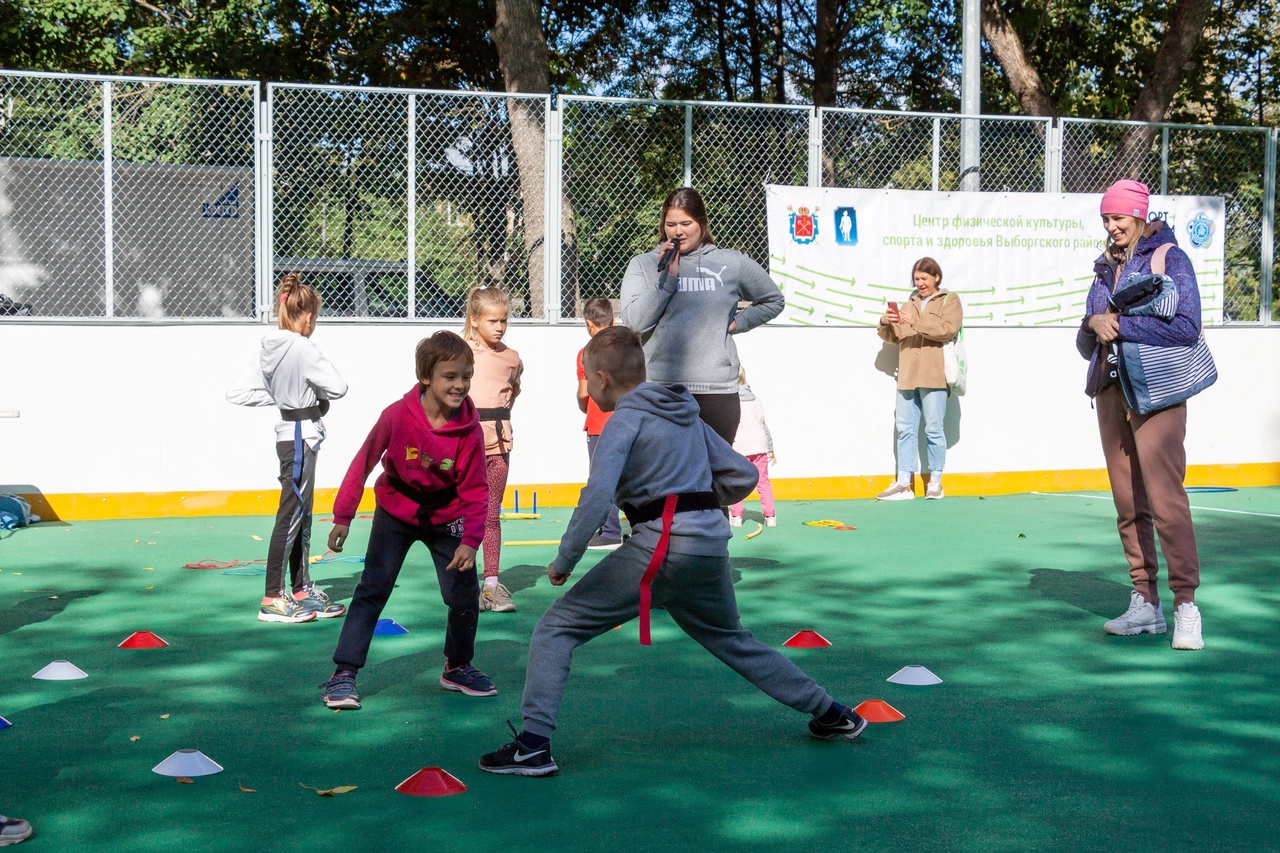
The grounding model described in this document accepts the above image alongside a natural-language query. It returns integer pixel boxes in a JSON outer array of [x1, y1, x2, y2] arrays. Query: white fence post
[[102, 81, 114, 318], [407, 93, 417, 318]]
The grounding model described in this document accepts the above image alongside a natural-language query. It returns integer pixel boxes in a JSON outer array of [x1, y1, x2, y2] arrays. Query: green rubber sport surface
[[2, 489, 1278, 851]]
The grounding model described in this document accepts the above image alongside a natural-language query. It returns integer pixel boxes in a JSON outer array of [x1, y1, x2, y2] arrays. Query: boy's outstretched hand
[[328, 524, 350, 552], [548, 565, 571, 586], [446, 544, 477, 571]]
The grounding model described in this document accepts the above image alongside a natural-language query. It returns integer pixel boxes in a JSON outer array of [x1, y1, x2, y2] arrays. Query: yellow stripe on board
[[17, 463, 1280, 521]]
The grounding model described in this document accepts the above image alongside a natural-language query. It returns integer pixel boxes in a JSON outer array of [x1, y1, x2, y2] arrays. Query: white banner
[[764, 186, 1226, 326]]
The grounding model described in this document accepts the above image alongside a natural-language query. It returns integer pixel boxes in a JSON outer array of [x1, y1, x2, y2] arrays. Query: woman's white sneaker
[[1103, 590, 1167, 635], [876, 483, 915, 501], [1171, 602, 1204, 650]]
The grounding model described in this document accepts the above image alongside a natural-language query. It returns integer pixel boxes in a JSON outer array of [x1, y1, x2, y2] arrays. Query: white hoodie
[[226, 330, 348, 449]]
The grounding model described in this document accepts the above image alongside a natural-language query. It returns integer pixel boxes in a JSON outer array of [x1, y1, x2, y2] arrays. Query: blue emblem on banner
[[834, 207, 858, 246], [1186, 212, 1215, 249]]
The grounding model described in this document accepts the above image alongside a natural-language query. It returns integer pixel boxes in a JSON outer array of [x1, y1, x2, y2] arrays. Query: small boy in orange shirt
[[577, 297, 623, 549]]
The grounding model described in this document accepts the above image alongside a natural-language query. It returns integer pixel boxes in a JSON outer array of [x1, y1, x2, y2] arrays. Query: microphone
[[657, 237, 682, 273]]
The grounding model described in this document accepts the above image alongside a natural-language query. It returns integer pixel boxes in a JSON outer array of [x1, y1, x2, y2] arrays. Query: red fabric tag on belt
[[638, 494, 678, 645]]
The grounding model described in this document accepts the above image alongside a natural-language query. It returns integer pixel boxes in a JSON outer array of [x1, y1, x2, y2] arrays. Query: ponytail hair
[[461, 286, 511, 342], [276, 273, 321, 331]]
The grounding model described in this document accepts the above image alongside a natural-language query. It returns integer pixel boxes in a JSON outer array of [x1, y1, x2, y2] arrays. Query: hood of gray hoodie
[[612, 380, 701, 427]]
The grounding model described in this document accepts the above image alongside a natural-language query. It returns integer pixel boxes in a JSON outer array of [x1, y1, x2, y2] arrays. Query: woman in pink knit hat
[[1075, 179, 1206, 650]]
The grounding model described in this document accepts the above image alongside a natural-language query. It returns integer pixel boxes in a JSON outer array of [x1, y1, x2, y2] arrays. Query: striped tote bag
[[1116, 335, 1217, 414]]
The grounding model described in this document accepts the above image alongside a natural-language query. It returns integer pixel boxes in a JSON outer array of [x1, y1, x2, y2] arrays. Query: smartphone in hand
[[888, 301, 898, 313]]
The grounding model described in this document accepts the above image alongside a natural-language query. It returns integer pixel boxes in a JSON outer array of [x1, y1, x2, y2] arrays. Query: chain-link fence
[[2, 69, 1275, 324], [0, 71, 257, 318], [821, 109, 1053, 193], [1061, 118, 1274, 322], [558, 97, 811, 315], [269, 83, 547, 320]]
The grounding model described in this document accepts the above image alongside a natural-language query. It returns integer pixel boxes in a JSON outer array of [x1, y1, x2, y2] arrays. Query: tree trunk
[[1110, 0, 1215, 178], [745, 0, 764, 102], [982, 0, 1216, 186], [492, 0, 549, 318], [772, 0, 786, 104], [980, 0, 1056, 117], [715, 0, 736, 100], [812, 0, 841, 107]]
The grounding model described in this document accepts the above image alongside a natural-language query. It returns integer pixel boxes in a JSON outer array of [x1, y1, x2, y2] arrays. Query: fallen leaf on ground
[[175, 777, 194, 784], [239, 782, 257, 793], [251, 535, 263, 541], [300, 783, 358, 796], [160, 713, 170, 719], [130, 735, 140, 742]]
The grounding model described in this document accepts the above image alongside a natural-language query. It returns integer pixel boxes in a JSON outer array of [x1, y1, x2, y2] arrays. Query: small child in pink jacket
[[729, 367, 776, 528]]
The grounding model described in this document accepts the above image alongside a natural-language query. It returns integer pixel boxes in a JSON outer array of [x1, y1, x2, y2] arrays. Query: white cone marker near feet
[[886, 665, 942, 685]]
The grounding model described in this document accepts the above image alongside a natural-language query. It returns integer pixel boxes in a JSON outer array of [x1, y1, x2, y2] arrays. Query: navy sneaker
[[479, 721, 558, 777], [808, 707, 868, 740], [319, 671, 361, 710], [440, 662, 497, 697]]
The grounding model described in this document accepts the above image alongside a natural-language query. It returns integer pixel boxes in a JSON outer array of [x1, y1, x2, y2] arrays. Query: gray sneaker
[[295, 584, 346, 618], [0, 814, 32, 846], [481, 583, 517, 613], [876, 483, 915, 501], [1103, 590, 1167, 635]]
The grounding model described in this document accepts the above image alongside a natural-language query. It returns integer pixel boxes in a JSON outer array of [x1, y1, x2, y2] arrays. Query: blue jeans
[[895, 388, 948, 477]]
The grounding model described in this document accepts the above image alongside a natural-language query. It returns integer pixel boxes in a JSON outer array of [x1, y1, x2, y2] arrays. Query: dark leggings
[[691, 392, 741, 446], [332, 507, 479, 671]]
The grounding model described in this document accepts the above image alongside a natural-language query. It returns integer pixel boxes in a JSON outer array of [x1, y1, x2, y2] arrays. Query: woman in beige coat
[[875, 257, 963, 500]]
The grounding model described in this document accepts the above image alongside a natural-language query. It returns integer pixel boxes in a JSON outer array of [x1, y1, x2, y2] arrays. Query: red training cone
[[119, 631, 169, 649], [855, 699, 905, 723], [783, 630, 832, 648], [395, 767, 467, 797]]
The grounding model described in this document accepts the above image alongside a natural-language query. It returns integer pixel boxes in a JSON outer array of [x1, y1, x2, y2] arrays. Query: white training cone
[[32, 660, 88, 680], [887, 665, 943, 686], [152, 749, 224, 777]]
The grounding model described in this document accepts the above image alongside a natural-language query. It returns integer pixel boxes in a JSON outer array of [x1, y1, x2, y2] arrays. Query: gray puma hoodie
[[619, 243, 784, 394]]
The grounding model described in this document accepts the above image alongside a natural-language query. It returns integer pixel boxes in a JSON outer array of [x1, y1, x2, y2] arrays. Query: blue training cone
[[374, 619, 409, 636], [0, 716, 12, 729]]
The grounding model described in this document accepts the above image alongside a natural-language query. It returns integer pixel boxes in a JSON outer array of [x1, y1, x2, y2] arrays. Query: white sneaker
[[729, 515, 743, 527], [764, 516, 777, 527], [1103, 590, 1167, 635], [1171, 602, 1204, 650], [926, 483, 944, 500], [876, 483, 915, 501]]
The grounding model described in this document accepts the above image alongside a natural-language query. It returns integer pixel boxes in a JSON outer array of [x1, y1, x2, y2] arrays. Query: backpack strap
[[1151, 243, 1173, 275]]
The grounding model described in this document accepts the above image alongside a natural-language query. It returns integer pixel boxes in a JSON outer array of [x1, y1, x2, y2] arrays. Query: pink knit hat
[[1100, 179, 1149, 220]]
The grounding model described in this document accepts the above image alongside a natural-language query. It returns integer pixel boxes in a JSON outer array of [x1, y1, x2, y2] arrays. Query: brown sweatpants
[[1095, 385, 1201, 607]]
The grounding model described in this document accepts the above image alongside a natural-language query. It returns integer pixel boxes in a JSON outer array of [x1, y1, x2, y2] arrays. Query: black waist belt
[[622, 492, 720, 527], [385, 475, 458, 516], [475, 407, 511, 445], [280, 400, 329, 421]]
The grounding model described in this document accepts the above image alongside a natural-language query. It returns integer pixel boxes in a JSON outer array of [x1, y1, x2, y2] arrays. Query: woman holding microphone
[[619, 187, 784, 444]]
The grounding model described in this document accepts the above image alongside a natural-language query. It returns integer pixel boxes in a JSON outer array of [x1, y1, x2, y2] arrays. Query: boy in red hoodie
[[319, 331, 495, 710]]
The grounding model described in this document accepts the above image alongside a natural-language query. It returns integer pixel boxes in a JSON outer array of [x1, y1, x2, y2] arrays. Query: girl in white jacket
[[729, 367, 777, 528], [228, 274, 348, 623]]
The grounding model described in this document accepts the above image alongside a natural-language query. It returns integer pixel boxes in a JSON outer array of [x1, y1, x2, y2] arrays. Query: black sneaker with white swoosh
[[479, 721, 559, 777]]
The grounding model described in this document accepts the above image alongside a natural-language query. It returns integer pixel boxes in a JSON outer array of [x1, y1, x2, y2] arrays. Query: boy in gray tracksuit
[[478, 327, 865, 777]]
